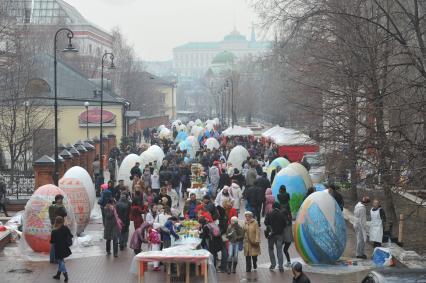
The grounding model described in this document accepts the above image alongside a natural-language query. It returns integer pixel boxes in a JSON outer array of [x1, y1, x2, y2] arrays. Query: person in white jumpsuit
[[369, 199, 386, 248], [353, 196, 370, 259]]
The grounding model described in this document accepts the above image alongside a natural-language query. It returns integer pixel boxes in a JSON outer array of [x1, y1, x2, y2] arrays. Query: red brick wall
[[129, 116, 169, 134]]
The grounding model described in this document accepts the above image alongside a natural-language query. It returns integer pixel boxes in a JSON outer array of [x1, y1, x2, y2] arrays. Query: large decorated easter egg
[[267, 157, 290, 178], [204, 137, 220, 150], [118, 153, 141, 188], [59, 178, 90, 235], [63, 166, 95, 211], [23, 184, 76, 252], [227, 145, 250, 171], [271, 166, 308, 214], [294, 191, 347, 264], [288, 162, 313, 189]]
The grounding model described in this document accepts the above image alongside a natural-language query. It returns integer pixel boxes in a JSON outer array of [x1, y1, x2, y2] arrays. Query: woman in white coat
[[369, 199, 386, 248]]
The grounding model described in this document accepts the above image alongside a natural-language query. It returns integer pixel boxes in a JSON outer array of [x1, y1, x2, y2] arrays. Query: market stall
[[222, 125, 253, 137], [262, 126, 319, 161]]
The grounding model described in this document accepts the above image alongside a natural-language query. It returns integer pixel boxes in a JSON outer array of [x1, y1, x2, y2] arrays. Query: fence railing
[[1, 170, 35, 199]]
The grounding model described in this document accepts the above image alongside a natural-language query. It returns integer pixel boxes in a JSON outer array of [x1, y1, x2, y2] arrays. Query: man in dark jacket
[[264, 203, 286, 271], [116, 194, 131, 250], [202, 195, 218, 220], [258, 172, 271, 216], [244, 180, 265, 224], [292, 262, 311, 283], [328, 184, 344, 211], [130, 162, 142, 179], [232, 168, 245, 189], [48, 194, 67, 263], [154, 187, 172, 207], [183, 193, 200, 219], [218, 169, 231, 190]]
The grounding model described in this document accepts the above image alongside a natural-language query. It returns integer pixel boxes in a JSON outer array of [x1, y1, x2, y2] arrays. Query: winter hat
[[291, 262, 303, 272]]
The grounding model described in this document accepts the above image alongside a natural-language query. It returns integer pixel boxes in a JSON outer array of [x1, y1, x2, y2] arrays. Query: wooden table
[[134, 248, 211, 283]]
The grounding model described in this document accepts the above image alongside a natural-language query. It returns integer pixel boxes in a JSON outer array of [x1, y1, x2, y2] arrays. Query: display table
[[131, 244, 215, 283]]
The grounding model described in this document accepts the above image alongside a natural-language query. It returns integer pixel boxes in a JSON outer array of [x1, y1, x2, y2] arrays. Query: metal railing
[[1, 170, 35, 199]]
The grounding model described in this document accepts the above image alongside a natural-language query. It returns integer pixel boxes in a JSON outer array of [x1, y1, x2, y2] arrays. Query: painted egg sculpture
[[59, 178, 90, 235], [272, 166, 308, 214], [63, 166, 95, 211], [294, 191, 347, 264], [23, 184, 76, 252], [288, 162, 313, 189], [118, 154, 141, 188]]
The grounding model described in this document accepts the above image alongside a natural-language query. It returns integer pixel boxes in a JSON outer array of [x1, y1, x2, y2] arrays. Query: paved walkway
[[0, 200, 373, 283]]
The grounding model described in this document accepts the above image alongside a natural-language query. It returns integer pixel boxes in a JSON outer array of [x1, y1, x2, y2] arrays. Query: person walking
[[354, 196, 370, 259], [226, 216, 244, 274], [151, 170, 160, 195], [98, 184, 113, 226], [209, 163, 220, 197], [243, 211, 261, 272], [264, 203, 285, 271], [291, 262, 311, 283], [277, 185, 291, 211], [199, 217, 222, 268], [51, 216, 73, 282], [281, 204, 294, 267], [245, 180, 264, 225], [370, 199, 386, 248], [103, 199, 122, 257], [116, 194, 131, 250], [0, 177, 9, 217], [48, 194, 67, 263], [229, 181, 243, 214]]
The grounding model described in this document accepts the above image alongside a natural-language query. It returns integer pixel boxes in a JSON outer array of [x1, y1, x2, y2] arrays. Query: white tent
[[204, 137, 220, 150], [227, 145, 250, 170], [222, 126, 254, 137], [262, 126, 316, 146]]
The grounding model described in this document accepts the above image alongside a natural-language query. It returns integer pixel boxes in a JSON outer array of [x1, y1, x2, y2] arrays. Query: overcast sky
[[66, 0, 260, 61]]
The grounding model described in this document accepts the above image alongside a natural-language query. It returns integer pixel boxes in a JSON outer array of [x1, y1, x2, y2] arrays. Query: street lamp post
[[84, 101, 90, 140], [225, 78, 234, 127], [99, 52, 115, 183], [23, 100, 30, 171], [53, 28, 78, 185]]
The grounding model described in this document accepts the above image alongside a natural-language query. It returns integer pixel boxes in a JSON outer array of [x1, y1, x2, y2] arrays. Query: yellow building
[[145, 74, 177, 120], [25, 55, 127, 160]]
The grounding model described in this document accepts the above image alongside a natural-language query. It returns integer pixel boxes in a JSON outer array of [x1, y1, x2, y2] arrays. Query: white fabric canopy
[[262, 125, 317, 146], [222, 126, 254, 137]]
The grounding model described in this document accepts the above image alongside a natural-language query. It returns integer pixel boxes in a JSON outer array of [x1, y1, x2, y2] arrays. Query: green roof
[[223, 29, 246, 42]]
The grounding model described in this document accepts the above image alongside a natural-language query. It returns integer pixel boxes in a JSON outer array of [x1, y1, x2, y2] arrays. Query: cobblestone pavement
[[0, 200, 373, 283]]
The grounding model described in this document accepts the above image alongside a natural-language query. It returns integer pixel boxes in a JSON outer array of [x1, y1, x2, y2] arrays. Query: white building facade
[[173, 28, 271, 79]]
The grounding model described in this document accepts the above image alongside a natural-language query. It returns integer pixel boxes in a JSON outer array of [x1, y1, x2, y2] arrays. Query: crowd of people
[[94, 132, 314, 283]]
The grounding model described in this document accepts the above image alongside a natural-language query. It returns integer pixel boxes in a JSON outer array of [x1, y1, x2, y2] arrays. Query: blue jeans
[[228, 243, 239, 263], [50, 243, 57, 263], [58, 259, 67, 273], [268, 234, 284, 268]]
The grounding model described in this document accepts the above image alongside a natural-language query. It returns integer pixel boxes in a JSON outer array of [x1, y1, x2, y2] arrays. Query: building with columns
[[173, 28, 271, 80]]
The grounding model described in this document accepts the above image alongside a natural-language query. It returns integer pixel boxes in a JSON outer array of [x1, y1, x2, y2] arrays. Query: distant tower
[[251, 24, 256, 42]]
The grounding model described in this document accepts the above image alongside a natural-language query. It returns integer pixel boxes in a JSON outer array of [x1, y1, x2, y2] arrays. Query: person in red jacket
[[130, 195, 145, 230]]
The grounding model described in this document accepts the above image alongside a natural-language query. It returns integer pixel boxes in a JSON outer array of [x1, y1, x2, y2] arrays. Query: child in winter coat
[[264, 188, 275, 214], [147, 224, 162, 271]]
